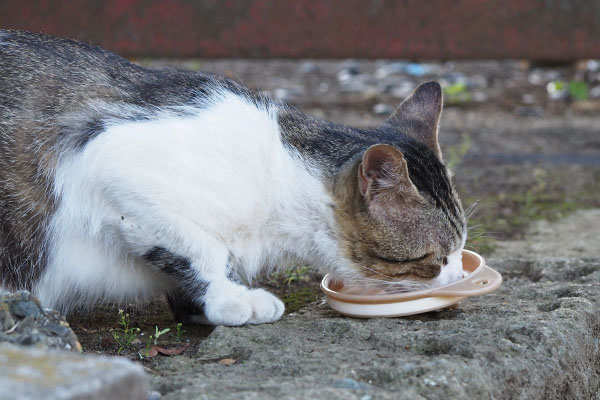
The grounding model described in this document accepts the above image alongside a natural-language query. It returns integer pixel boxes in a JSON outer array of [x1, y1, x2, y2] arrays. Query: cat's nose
[[442, 257, 448, 266]]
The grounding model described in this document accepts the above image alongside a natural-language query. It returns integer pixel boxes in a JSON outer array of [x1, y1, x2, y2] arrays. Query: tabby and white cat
[[0, 31, 466, 326]]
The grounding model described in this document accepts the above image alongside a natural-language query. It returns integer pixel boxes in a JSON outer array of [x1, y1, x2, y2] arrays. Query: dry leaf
[[154, 344, 190, 356], [147, 346, 159, 357], [218, 358, 236, 366]]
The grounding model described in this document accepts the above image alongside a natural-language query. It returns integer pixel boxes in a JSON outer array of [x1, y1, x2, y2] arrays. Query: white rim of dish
[[321, 250, 502, 307], [324, 295, 465, 318]]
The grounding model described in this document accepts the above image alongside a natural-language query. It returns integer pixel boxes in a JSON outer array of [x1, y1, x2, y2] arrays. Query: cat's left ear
[[358, 144, 421, 201], [385, 81, 443, 160]]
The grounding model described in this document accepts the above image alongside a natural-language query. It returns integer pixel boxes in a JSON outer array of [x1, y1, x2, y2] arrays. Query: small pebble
[[372, 103, 394, 116], [375, 62, 408, 78], [299, 61, 319, 74], [586, 60, 600, 72], [273, 86, 304, 100], [389, 81, 415, 98], [546, 81, 568, 100], [405, 63, 426, 76], [590, 85, 600, 98], [148, 391, 162, 400], [318, 82, 329, 93], [528, 71, 544, 85], [337, 66, 360, 83]]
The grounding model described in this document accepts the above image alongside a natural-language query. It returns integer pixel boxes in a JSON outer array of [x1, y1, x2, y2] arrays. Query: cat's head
[[333, 82, 466, 291]]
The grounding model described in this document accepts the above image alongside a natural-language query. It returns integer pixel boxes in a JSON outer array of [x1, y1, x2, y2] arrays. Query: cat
[[0, 30, 466, 326]]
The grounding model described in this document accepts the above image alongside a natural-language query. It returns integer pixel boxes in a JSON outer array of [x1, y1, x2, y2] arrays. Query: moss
[[282, 287, 321, 314]]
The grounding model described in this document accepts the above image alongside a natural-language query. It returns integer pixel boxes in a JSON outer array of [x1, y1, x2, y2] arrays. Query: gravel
[[0, 291, 80, 351]]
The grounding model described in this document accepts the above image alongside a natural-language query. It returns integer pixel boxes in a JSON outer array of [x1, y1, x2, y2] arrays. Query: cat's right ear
[[385, 81, 443, 160], [358, 144, 421, 203]]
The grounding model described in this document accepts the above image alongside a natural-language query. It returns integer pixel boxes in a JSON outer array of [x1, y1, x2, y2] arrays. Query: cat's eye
[[372, 253, 430, 264]]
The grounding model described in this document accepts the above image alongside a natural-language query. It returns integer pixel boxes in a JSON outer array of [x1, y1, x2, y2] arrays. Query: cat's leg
[[141, 246, 284, 326], [166, 287, 210, 325]]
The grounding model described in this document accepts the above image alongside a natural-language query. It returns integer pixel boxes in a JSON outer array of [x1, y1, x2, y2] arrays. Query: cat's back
[[0, 30, 218, 116], [1, 30, 140, 109]]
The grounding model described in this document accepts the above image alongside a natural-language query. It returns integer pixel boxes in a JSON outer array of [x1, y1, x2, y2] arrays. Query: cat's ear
[[358, 144, 421, 201], [385, 81, 443, 160]]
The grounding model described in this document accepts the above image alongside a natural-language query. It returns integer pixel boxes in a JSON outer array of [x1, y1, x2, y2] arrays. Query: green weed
[[568, 80, 589, 101], [111, 309, 140, 354], [269, 265, 311, 286], [174, 322, 186, 342], [443, 83, 471, 104], [141, 326, 171, 358]]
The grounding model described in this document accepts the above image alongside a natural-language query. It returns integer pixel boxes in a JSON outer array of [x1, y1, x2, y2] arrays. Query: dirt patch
[[69, 277, 322, 363], [491, 208, 600, 259]]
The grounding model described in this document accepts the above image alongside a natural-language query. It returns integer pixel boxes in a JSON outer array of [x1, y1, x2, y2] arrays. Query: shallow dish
[[320, 250, 502, 318]]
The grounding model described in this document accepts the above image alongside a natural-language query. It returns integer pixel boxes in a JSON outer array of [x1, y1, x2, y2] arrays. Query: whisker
[[356, 265, 394, 280], [464, 200, 480, 219]]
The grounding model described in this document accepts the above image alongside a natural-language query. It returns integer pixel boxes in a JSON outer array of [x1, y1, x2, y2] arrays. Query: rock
[[547, 81, 568, 100], [372, 103, 394, 116], [339, 74, 375, 94], [528, 70, 544, 85], [298, 61, 319, 74], [151, 258, 600, 399], [586, 60, 600, 72], [388, 81, 415, 98], [0, 291, 80, 351], [375, 62, 408, 78], [336, 65, 361, 83], [317, 82, 329, 93], [375, 62, 438, 78], [0, 342, 148, 400], [272, 86, 304, 100]]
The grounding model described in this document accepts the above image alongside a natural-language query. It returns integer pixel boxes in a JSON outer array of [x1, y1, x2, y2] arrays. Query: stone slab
[[150, 258, 600, 400], [0, 343, 148, 400]]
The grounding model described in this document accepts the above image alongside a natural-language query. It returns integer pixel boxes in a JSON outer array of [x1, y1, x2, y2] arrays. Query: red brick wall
[[1, 0, 598, 60]]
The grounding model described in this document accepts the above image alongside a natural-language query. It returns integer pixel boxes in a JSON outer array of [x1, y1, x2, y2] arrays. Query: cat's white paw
[[204, 287, 284, 326], [245, 288, 285, 324]]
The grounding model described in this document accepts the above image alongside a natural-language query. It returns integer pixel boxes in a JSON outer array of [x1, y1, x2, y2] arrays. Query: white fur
[[35, 92, 344, 324], [431, 233, 467, 287]]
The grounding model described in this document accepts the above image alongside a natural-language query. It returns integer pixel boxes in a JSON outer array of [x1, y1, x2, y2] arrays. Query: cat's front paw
[[245, 288, 285, 324], [204, 287, 285, 326]]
